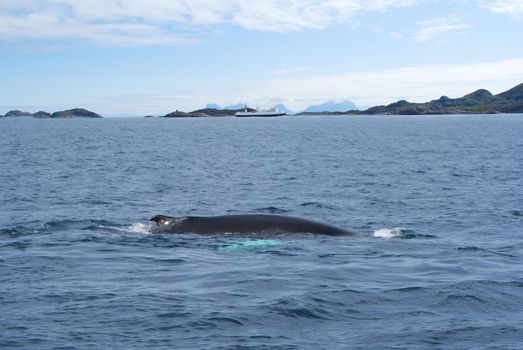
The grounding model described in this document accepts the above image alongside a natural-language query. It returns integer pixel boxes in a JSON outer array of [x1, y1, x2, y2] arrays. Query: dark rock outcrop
[[33, 111, 52, 118], [51, 108, 103, 118], [163, 110, 208, 118], [496, 82, 523, 102], [4, 110, 33, 117]]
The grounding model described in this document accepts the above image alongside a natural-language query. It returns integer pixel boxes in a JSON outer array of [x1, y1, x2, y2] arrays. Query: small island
[[51, 108, 103, 118], [1, 108, 103, 118], [161, 107, 256, 118]]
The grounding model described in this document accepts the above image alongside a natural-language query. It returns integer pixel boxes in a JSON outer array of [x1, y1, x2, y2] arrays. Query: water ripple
[[1, 116, 522, 349]]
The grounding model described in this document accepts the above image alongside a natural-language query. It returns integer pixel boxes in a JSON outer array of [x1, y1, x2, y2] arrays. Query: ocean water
[[1, 115, 522, 349]]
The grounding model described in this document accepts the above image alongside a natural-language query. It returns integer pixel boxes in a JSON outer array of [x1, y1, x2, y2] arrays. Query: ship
[[235, 106, 286, 117]]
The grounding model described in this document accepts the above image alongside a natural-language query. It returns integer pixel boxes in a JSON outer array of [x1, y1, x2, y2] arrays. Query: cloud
[[270, 67, 315, 75], [413, 17, 468, 42], [389, 31, 404, 39], [0, 11, 196, 46], [480, 0, 523, 17], [0, 1, 197, 46], [0, 0, 421, 46]]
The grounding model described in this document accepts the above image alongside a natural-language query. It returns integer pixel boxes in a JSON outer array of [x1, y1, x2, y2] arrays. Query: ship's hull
[[235, 112, 286, 117]]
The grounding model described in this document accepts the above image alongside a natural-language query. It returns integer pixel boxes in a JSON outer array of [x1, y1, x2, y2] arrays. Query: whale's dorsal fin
[[149, 215, 176, 226]]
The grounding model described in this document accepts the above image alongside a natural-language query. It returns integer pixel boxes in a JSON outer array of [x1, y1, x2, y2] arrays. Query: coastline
[[2, 82, 522, 118]]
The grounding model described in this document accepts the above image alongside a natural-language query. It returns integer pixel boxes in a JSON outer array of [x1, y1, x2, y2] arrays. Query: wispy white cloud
[[270, 67, 315, 75], [389, 31, 404, 39], [480, 0, 523, 17], [0, 0, 421, 46], [413, 17, 468, 42], [0, 11, 197, 46]]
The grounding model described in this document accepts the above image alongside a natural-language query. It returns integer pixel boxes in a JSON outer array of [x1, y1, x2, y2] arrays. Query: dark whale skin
[[149, 214, 355, 236]]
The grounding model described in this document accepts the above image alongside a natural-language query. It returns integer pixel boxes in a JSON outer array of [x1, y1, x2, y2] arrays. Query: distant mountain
[[223, 103, 247, 110], [359, 82, 523, 115], [205, 103, 221, 109], [273, 104, 294, 115], [301, 100, 358, 113]]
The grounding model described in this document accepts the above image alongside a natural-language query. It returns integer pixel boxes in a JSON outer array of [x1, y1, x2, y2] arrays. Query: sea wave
[[0, 219, 152, 237]]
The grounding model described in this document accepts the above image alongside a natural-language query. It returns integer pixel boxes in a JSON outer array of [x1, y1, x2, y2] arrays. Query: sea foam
[[373, 227, 405, 239], [126, 223, 152, 234]]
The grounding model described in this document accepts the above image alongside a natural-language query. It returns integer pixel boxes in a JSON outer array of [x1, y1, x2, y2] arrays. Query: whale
[[149, 214, 356, 236]]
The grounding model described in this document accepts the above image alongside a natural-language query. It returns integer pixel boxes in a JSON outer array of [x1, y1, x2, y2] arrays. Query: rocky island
[[3, 110, 34, 117], [1, 108, 103, 118], [50, 108, 102, 118], [162, 107, 256, 118]]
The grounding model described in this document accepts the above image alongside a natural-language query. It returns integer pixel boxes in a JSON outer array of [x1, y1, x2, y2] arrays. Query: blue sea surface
[[1, 115, 522, 349]]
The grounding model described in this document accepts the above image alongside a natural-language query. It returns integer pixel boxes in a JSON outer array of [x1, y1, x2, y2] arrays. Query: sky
[[1, 0, 523, 116]]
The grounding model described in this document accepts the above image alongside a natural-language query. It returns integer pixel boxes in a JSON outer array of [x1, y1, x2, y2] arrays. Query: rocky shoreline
[[296, 82, 523, 115]]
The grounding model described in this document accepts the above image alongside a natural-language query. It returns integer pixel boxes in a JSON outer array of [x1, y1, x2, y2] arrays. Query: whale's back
[[150, 214, 354, 236]]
